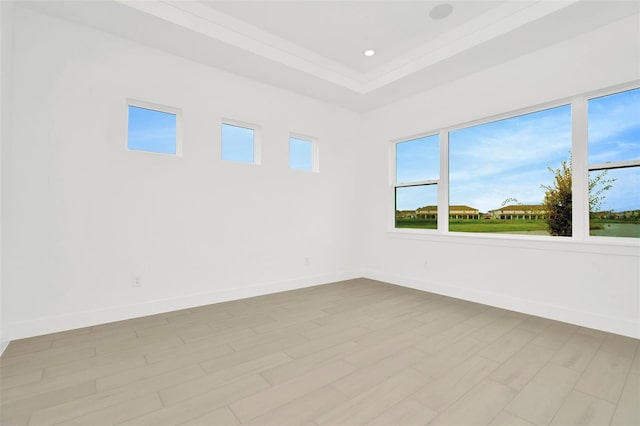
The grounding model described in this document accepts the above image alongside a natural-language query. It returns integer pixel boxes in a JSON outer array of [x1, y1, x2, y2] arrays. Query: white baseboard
[[7, 271, 360, 341], [8, 270, 637, 342], [365, 269, 640, 339]]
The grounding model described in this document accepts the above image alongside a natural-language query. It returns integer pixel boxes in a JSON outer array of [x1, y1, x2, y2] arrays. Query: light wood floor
[[1, 278, 639, 426]]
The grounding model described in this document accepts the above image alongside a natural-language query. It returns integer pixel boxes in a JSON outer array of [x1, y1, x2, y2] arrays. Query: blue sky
[[449, 104, 572, 213], [588, 88, 640, 164], [222, 123, 254, 163], [396, 134, 439, 213], [290, 137, 313, 171], [396, 88, 639, 213], [128, 111, 314, 170], [127, 106, 177, 154], [588, 89, 640, 213], [396, 134, 439, 184]]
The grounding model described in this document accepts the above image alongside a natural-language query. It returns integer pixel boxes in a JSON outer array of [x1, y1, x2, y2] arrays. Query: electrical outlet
[[304, 257, 310, 267], [132, 275, 142, 288]]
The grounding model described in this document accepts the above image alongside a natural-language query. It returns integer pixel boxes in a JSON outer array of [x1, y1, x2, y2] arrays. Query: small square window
[[127, 102, 179, 155], [221, 122, 258, 164], [289, 136, 317, 172]]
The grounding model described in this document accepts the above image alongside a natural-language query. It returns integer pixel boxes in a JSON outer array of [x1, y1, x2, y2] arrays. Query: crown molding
[[117, 0, 367, 92], [116, 0, 582, 94]]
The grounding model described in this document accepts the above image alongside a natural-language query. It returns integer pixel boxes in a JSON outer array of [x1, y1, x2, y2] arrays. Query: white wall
[[3, 6, 639, 343], [361, 15, 640, 338], [0, 1, 14, 354], [3, 7, 362, 339], [0, 1, 6, 353]]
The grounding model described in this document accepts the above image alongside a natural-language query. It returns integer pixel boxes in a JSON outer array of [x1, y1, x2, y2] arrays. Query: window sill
[[386, 228, 640, 257]]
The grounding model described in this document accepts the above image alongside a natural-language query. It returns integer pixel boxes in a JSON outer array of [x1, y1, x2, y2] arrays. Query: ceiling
[[16, 0, 640, 112], [201, 1, 508, 74]]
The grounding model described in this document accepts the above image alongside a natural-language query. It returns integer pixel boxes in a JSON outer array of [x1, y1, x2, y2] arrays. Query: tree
[[542, 161, 573, 236], [541, 160, 615, 236], [588, 169, 615, 214], [501, 197, 520, 206]]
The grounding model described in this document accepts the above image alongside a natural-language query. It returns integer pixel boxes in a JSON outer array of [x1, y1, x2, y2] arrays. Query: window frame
[[447, 102, 573, 237], [391, 132, 443, 233], [126, 98, 182, 156], [289, 133, 319, 172], [585, 87, 640, 240], [389, 82, 640, 245], [221, 118, 262, 165]]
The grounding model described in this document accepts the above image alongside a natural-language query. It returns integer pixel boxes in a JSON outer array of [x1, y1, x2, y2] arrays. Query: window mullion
[[389, 141, 398, 230], [572, 97, 589, 240], [438, 130, 449, 233]]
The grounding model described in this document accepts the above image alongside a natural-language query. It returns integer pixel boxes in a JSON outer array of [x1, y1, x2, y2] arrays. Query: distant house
[[414, 205, 480, 220], [416, 205, 437, 220], [449, 205, 480, 219], [488, 204, 546, 220], [395, 210, 417, 219]]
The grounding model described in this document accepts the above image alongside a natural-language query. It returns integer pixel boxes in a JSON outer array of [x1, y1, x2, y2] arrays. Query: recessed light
[[430, 3, 453, 20], [363, 49, 376, 57]]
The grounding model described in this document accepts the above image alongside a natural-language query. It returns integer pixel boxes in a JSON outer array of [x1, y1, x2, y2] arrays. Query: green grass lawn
[[396, 219, 549, 233], [396, 218, 640, 238], [395, 220, 438, 230]]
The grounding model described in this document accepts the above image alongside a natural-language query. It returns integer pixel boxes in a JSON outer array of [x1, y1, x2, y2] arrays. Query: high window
[[394, 134, 439, 230], [221, 122, 260, 164], [289, 135, 318, 172], [127, 101, 180, 155], [587, 88, 640, 238]]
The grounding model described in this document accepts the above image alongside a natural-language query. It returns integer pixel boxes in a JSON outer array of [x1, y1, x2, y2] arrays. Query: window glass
[[396, 135, 439, 184], [449, 105, 572, 236], [395, 185, 438, 230], [588, 88, 640, 238], [589, 168, 640, 238], [127, 105, 177, 155], [222, 123, 255, 163], [588, 88, 640, 164], [290, 137, 313, 171], [394, 134, 439, 230]]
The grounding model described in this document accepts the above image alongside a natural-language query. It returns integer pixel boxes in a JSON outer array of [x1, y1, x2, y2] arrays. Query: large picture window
[[588, 88, 640, 238], [391, 84, 639, 240], [449, 105, 572, 236], [394, 134, 439, 230]]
